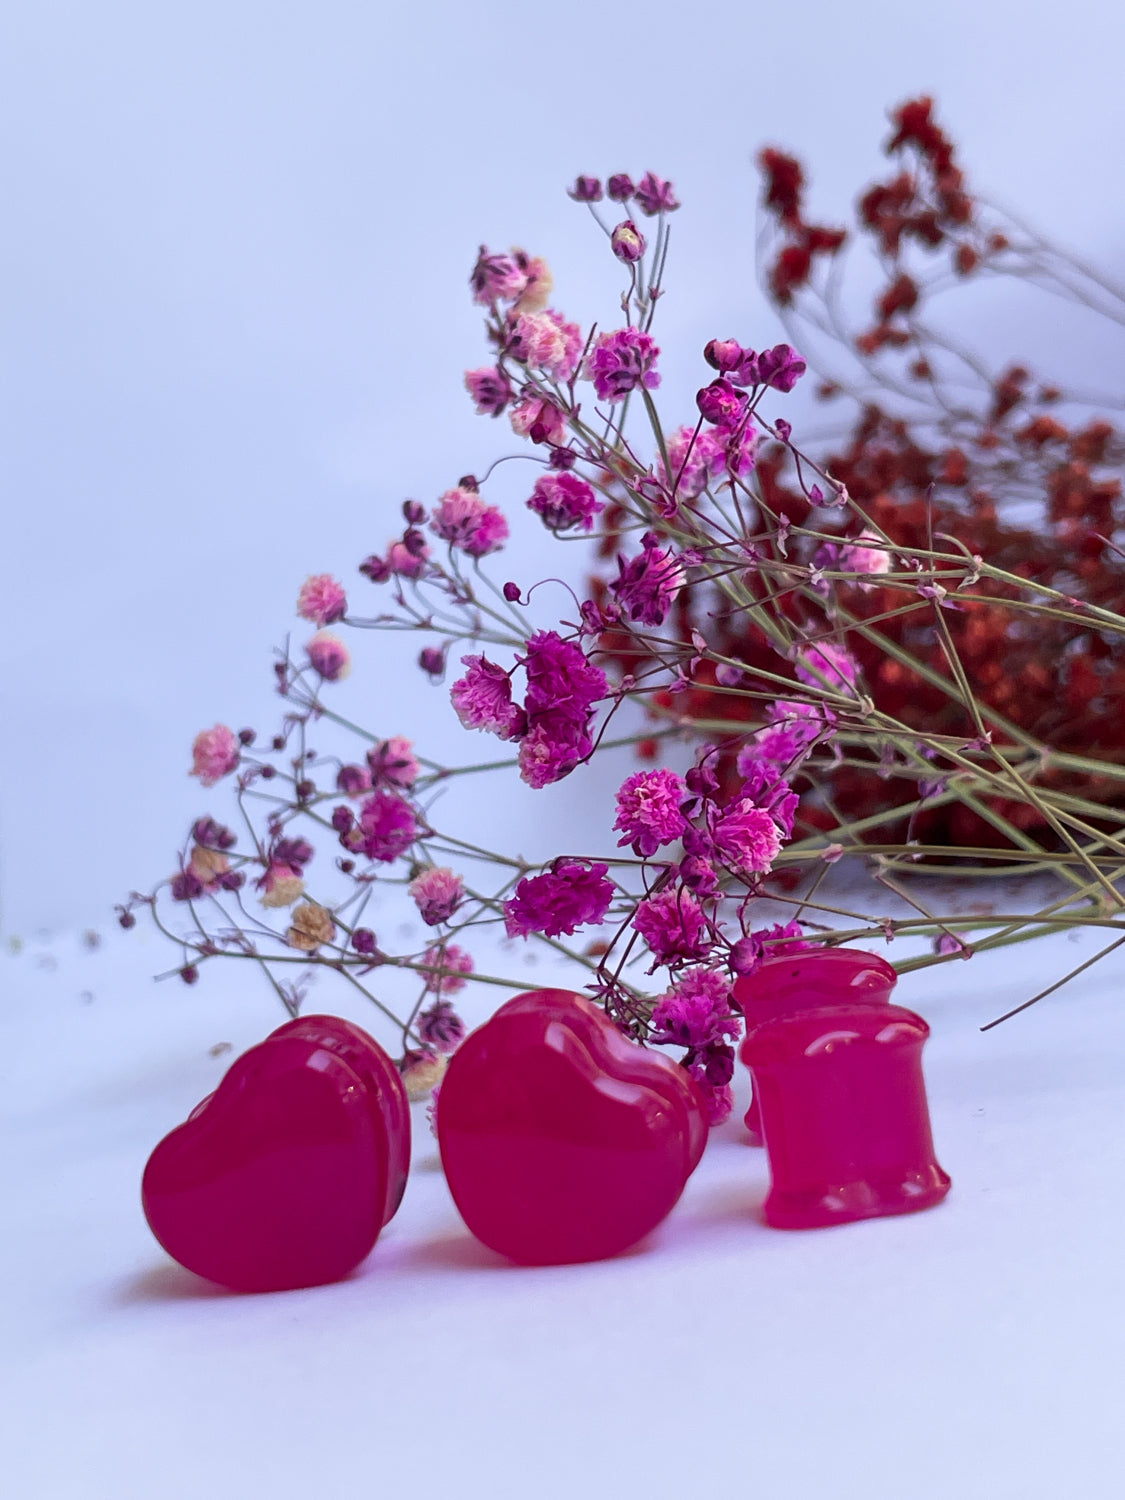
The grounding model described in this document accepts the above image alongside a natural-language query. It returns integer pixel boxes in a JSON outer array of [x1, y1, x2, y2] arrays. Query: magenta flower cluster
[[504, 859, 615, 939], [431, 488, 510, 558], [613, 769, 688, 857], [584, 328, 661, 404], [452, 631, 608, 790], [609, 532, 686, 627], [527, 472, 603, 533]]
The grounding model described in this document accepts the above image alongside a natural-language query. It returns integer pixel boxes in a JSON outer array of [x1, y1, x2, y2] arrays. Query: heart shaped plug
[[142, 1016, 410, 1292], [438, 990, 707, 1265]]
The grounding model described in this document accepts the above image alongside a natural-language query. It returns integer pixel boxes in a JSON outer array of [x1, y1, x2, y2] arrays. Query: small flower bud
[[696, 378, 748, 427], [548, 445, 577, 470], [607, 173, 635, 202], [117, 909, 136, 930], [611, 219, 646, 263], [360, 553, 392, 584], [703, 338, 746, 372], [402, 499, 427, 524], [238, 728, 256, 746], [418, 645, 446, 679], [503, 582, 523, 603], [335, 764, 370, 798], [332, 805, 355, 834], [180, 964, 199, 985], [567, 175, 603, 202], [352, 927, 377, 955]]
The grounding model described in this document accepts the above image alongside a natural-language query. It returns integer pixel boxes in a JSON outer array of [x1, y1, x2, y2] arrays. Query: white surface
[[3, 922, 1124, 1499]]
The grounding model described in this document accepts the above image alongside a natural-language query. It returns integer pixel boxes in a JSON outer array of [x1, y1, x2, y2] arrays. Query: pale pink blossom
[[512, 310, 584, 382], [510, 394, 567, 446], [190, 725, 240, 787], [296, 574, 347, 627], [410, 867, 465, 926]]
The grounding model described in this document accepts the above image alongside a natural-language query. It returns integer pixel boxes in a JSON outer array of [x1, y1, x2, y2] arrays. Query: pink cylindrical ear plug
[[734, 949, 898, 1144], [740, 1000, 951, 1230]]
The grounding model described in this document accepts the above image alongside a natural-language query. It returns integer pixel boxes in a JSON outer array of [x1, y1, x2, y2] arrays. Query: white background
[[2, 0, 1124, 935]]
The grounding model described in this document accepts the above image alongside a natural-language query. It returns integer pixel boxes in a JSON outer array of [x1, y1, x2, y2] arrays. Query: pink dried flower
[[510, 393, 567, 446], [431, 488, 509, 558], [614, 768, 688, 857], [417, 999, 466, 1054], [306, 631, 351, 682], [655, 425, 726, 501], [353, 791, 419, 863], [386, 538, 431, 578], [450, 655, 527, 740], [650, 966, 741, 1049], [516, 723, 590, 788], [296, 574, 347, 627], [750, 920, 816, 967], [795, 641, 859, 694], [733, 763, 799, 840], [504, 858, 615, 939], [584, 327, 661, 403], [739, 723, 805, 769], [336, 763, 372, 798], [524, 631, 608, 720], [190, 725, 240, 787], [366, 735, 420, 790], [610, 532, 686, 626], [527, 472, 604, 533], [704, 338, 749, 372], [696, 379, 748, 427], [410, 867, 465, 926], [611, 220, 645, 263], [464, 366, 513, 417], [568, 175, 603, 202], [517, 631, 607, 788], [935, 932, 971, 957], [511, 310, 584, 382], [756, 343, 806, 393], [690, 1076, 734, 1127], [633, 171, 680, 216], [257, 862, 305, 908], [510, 252, 552, 313], [420, 943, 473, 996], [418, 645, 446, 679], [470, 247, 527, 306], [710, 799, 783, 877], [633, 887, 711, 964], [607, 173, 635, 202], [839, 529, 892, 578]]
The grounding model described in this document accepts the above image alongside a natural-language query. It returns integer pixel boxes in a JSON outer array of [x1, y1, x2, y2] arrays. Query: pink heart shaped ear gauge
[[437, 990, 707, 1265], [142, 1016, 410, 1292]]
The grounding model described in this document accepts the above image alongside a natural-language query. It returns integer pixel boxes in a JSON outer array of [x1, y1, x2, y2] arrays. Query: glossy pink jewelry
[[734, 949, 897, 1144], [738, 952, 951, 1229], [438, 989, 707, 1265], [142, 1015, 410, 1291]]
